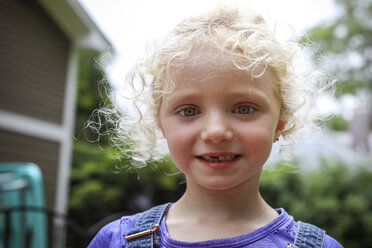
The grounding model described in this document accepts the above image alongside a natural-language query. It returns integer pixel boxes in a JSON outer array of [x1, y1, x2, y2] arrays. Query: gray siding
[[0, 0, 71, 124], [0, 0, 73, 210], [0, 129, 60, 209]]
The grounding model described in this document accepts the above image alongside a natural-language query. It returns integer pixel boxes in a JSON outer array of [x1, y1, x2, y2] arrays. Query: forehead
[[167, 46, 277, 95], [172, 46, 253, 76]]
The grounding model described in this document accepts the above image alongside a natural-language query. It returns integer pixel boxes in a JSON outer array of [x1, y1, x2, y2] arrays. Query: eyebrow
[[166, 90, 200, 100], [165, 88, 273, 107], [162, 92, 200, 108], [224, 89, 273, 106]]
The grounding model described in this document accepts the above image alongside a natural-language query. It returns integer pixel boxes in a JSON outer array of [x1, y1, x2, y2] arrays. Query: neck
[[171, 173, 275, 223], [165, 172, 279, 241]]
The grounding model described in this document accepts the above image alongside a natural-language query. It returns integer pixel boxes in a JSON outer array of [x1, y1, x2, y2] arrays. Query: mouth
[[196, 154, 241, 163]]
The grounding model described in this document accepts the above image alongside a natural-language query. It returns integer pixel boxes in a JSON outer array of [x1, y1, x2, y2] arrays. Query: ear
[[156, 98, 165, 137], [155, 114, 166, 137], [156, 118, 165, 137], [274, 119, 286, 142], [160, 126, 165, 137]]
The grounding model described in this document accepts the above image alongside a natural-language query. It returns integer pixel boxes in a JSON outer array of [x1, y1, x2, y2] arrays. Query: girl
[[88, 7, 343, 248]]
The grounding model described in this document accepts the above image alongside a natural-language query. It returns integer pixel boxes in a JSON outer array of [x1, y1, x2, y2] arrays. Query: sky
[[78, 0, 339, 86]]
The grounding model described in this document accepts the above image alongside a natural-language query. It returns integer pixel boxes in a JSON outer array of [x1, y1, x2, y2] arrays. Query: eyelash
[[177, 106, 200, 117], [177, 104, 256, 117], [232, 105, 256, 115]]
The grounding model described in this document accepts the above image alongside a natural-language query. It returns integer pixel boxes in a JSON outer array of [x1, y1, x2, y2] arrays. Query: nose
[[200, 111, 234, 144]]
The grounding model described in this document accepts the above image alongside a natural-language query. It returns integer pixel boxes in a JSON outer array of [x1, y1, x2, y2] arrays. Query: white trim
[[53, 45, 78, 248], [0, 110, 65, 142], [38, 0, 112, 52], [55, 46, 77, 213]]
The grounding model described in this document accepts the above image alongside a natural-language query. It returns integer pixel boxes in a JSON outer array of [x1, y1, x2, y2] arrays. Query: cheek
[[162, 122, 198, 169], [162, 119, 199, 141], [239, 124, 275, 152], [162, 123, 189, 151], [165, 136, 189, 173]]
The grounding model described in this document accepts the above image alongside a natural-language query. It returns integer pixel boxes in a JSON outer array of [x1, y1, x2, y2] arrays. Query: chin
[[200, 181, 241, 191]]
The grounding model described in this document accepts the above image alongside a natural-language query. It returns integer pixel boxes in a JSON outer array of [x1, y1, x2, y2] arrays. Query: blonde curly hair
[[92, 7, 332, 167]]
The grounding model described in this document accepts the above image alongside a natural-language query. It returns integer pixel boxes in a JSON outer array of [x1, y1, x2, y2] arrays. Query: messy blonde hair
[[92, 7, 332, 167]]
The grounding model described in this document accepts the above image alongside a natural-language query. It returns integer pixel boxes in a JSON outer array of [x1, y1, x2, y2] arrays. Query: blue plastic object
[[0, 162, 47, 248]]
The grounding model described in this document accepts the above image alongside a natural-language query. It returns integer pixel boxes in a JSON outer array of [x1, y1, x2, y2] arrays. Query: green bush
[[325, 115, 349, 131], [260, 159, 372, 248], [69, 143, 185, 228]]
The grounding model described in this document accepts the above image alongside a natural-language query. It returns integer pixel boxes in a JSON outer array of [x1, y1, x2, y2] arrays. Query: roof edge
[[38, 0, 113, 53]]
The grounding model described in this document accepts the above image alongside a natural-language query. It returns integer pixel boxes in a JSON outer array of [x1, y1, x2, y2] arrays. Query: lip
[[195, 152, 241, 170]]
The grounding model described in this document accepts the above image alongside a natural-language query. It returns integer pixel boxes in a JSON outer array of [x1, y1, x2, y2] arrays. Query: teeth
[[201, 155, 236, 162]]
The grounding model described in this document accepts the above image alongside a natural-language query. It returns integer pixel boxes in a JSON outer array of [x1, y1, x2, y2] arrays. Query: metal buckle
[[124, 224, 160, 241]]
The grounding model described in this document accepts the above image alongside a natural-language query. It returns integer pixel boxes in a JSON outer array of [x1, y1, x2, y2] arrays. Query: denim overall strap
[[292, 221, 325, 248], [125, 203, 171, 248]]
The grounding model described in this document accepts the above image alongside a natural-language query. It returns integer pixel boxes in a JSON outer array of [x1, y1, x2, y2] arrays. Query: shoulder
[[294, 220, 343, 248], [87, 213, 140, 248], [323, 234, 344, 248], [294, 221, 343, 248], [275, 209, 343, 248], [293, 221, 343, 248]]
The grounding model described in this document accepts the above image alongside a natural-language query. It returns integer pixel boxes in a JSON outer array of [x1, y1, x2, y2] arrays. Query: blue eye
[[179, 107, 200, 117], [233, 105, 255, 115]]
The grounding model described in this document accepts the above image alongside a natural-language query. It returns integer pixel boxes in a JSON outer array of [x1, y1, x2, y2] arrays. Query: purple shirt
[[88, 208, 343, 247]]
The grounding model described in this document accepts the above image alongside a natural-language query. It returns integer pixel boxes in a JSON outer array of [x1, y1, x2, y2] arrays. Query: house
[[0, 0, 112, 245]]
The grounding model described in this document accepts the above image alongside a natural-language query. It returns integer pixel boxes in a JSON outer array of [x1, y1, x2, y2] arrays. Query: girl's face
[[159, 49, 283, 192]]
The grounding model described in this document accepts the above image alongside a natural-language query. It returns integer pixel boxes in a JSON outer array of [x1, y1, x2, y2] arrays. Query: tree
[[305, 0, 371, 151], [305, 0, 372, 96], [261, 159, 372, 248]]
